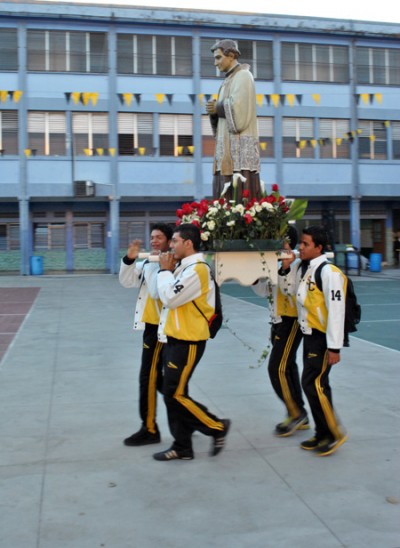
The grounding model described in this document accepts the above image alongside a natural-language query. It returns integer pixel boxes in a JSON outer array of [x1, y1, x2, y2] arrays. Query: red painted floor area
[[0, 287, 40, 362]]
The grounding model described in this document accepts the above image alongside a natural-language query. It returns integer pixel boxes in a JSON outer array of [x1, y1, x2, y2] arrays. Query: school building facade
[[1, 1, 399, 274]]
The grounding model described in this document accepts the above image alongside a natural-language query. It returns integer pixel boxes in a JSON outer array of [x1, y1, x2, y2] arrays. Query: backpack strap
[[180, 261, 216, 319], [314, 261, 329, 292]]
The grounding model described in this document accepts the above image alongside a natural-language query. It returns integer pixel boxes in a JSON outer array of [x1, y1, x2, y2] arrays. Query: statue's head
[[211, 39, 241, 59]]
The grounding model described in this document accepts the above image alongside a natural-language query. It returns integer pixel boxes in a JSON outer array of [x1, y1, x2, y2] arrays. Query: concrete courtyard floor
[[0, 272, 399, 548]]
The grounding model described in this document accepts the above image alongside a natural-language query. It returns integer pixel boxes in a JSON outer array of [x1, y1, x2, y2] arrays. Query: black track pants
[[163, 337, 225, 452], [268, 317, 305, 418], [139, 323, 164, 434]]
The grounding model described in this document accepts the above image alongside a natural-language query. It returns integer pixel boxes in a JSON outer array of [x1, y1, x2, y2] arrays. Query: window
[[0, 111, 18, 155], [283, 118, 315, 158], [34, 224, 66, 250], [258, 117, 274, 158], [117, 34, 192, 76], [201, 115, 214, 157], [27, 30, 107, 73], [119, 221, 145, 248], [0, 224, 20, 250], [159, 114, 193, 156], [0, 29, 18, 71], [72, 113, 109, 156], [117, 113, 153, 155], [282, 43, 349, 83], [319, 119, 350, 159], [201, 38, 273, 79], [356, 47, 400, 85], [74, 223, 105, 249], [28, 112, 66, 156], [393, 122, 400, 160], [358, 120, 387, 160]]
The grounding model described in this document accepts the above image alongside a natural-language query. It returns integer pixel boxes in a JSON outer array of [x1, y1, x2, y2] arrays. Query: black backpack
[[314, 262, 361, 347], [192, 264, 223, 339]]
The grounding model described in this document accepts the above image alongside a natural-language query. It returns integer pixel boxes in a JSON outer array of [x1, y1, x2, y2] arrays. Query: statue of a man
[[206, 39, 261, 201]]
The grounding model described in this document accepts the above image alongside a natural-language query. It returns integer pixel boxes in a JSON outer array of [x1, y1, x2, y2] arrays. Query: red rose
[[242, 189, 250, 198], [181, 203, 193, 215], [191, 220, 200, 228], [244, 213, 253, 224], [272, 184, 279, 192], [176, 209, 183, 218], [176, 219, 181, 226]]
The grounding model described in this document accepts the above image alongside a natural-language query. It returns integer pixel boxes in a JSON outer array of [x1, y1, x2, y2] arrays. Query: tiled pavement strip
[[0, 270, 399, 548]]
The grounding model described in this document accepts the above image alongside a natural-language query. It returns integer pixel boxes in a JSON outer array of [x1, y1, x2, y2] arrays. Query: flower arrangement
[[176, 180, 307, 250]]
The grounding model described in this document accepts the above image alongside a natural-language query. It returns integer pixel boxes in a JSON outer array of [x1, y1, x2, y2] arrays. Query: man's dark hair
[[286, 225, 298, 250], [211, 39, 241, 59], [173, 223, 201, 251], [302, 225, 328, 252], [151, 223, 173, 241]]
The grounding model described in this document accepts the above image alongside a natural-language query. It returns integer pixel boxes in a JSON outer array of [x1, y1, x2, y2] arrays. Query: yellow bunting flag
[[12, 90, 23, 103], [187, 145, 194, 154], [356, 129, 362, 135], [361, 93, 369, 105], [72, 92, 81, 105], [271, 94, 280, 108], [83, 148, 92, 156], [109, 148, 116, 157], [177, 146, 183, 155], [138, 147, 146, 156], [24, 149, 31, 157], [256, 94, 264, 107], [155, 94, 165, 104], [375, 93, 383, 104], [96, 148, 104, 156], [336, 138, 342, 146], [310, 139, 317, 148], [198, 94, 205, 104], [384, 120, 390, 128], [369, 135, 376, 142], [312, 94, 321, 105], [286, 94, 295, 107], [82, 92, 91, 106], [260, 142, 267, 151], [0, 90, 8, 102], [123, 93, 133, 106], [90, 92, 99, 106], [212, 94, 218, 101], [299, 140, 307, 149]]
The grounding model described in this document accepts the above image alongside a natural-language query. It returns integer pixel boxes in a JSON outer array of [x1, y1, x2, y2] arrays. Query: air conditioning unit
[[74, 180, 96, 197]]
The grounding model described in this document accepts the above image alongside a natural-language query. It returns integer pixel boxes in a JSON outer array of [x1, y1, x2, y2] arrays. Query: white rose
[[233, 204, 244, 214], [201, 231, 210, 241], [226, 220, 235, 227], [261, 202, 275, 211], [207, 220, 216, 231], [255, 204, 262, 213], [208, 207, 218, 215]]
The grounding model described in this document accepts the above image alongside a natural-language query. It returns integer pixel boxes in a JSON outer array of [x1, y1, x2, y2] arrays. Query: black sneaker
[[316, 434, 348, 457], [275, 413, 309, 437], [300, 436, 320, 451], [124, 427, 161, 447], [153, 448, 194, 461], [210, 419, 231, 457]]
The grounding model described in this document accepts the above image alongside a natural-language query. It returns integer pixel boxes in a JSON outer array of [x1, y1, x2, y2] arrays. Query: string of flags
[[65, 92, 99, 106], [0, 91, 390, 107], [0, 90, 23, 103]]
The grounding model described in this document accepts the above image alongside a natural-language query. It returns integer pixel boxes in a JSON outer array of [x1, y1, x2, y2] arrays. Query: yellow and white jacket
[[157, 253, 215, 342], [119, 258, 162, 330], [253, 258, 300, 323], [296, 255, 347, 350]]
